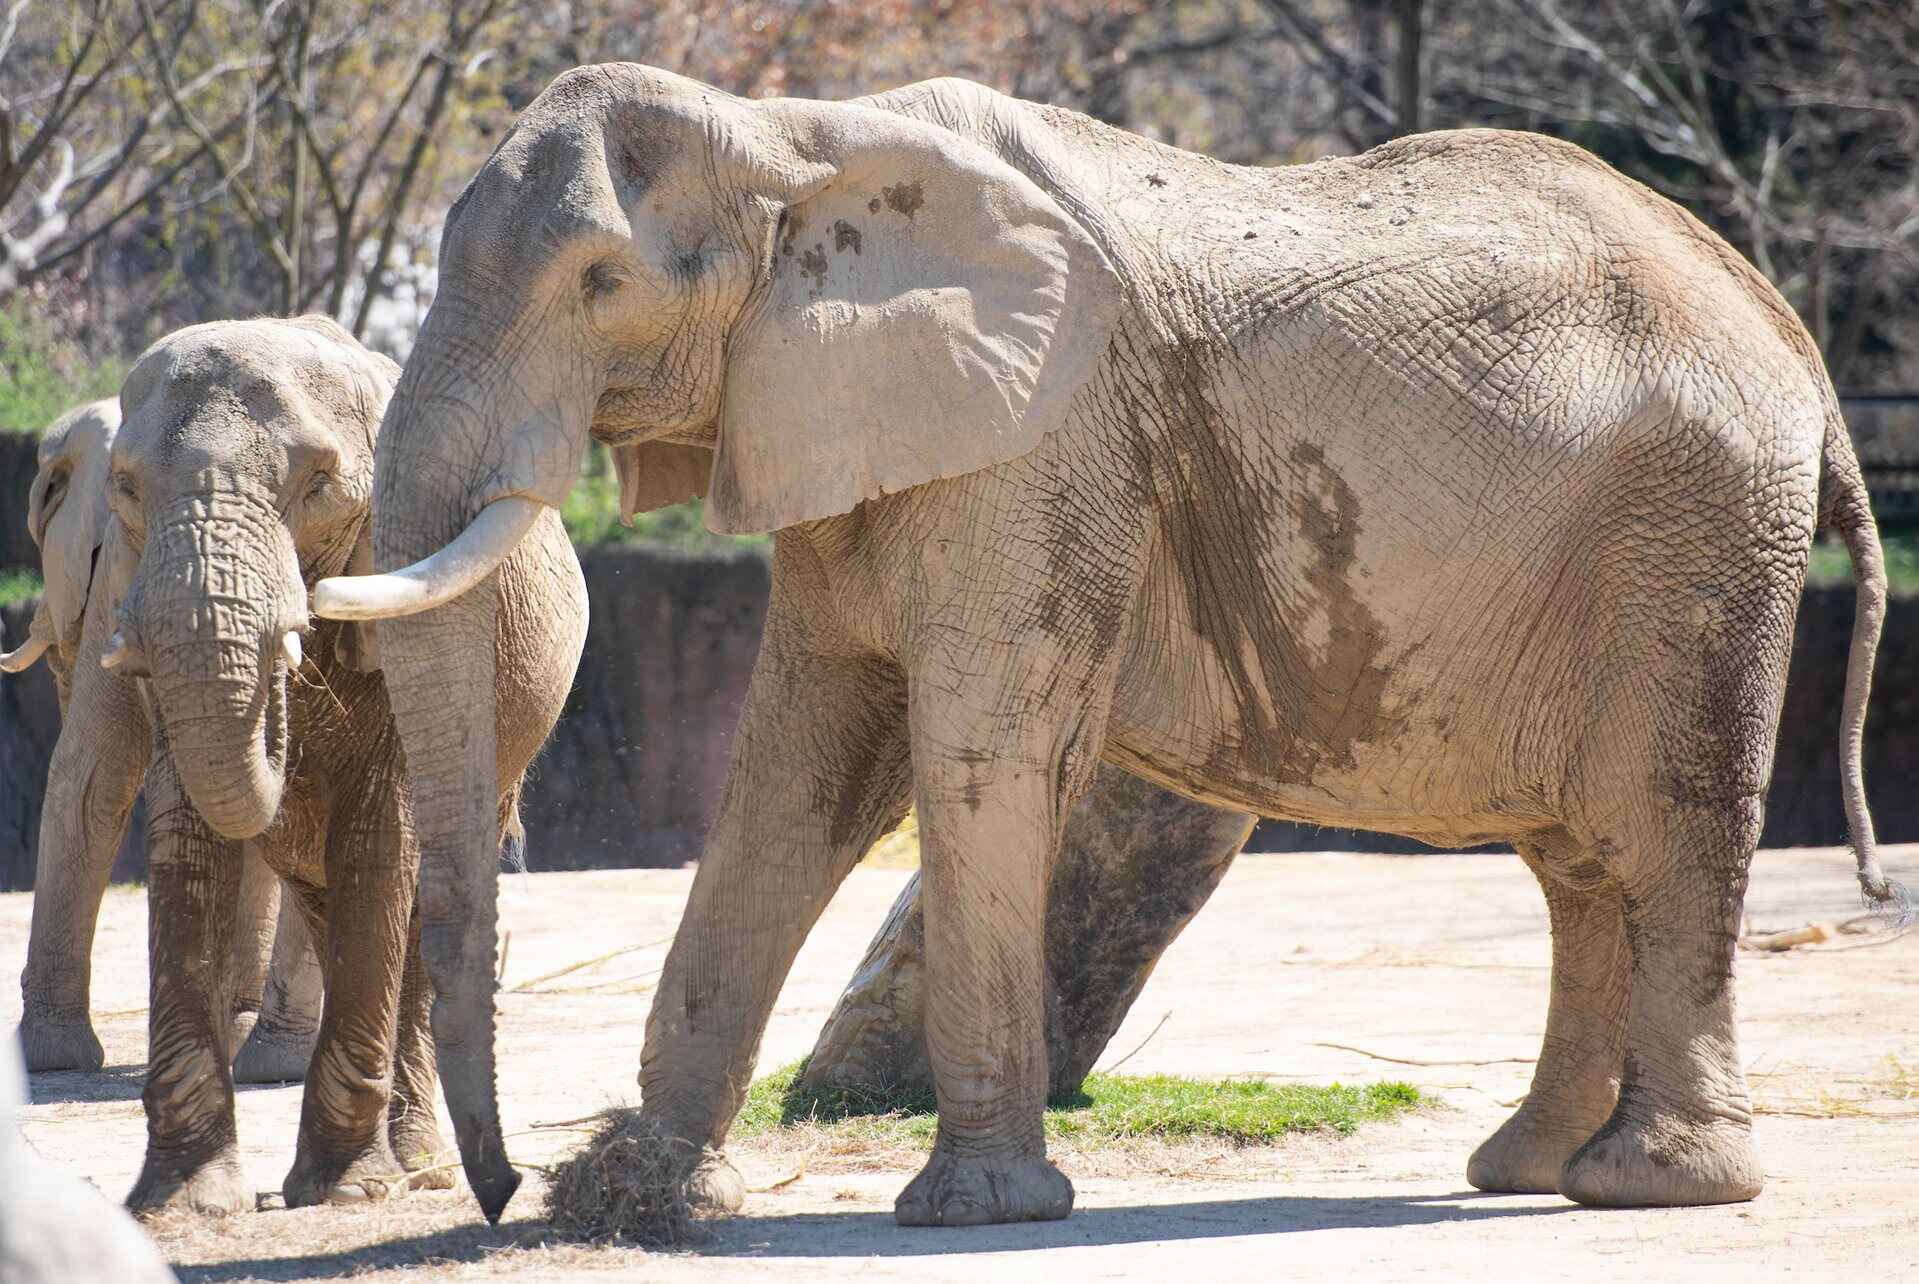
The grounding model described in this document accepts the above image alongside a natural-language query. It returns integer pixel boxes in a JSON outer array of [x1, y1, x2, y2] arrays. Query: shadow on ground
[[172, 1192, 1576, 1280]]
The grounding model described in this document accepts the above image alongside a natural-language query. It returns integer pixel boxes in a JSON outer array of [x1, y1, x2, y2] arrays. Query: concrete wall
[[0, 559, 1910, 889]]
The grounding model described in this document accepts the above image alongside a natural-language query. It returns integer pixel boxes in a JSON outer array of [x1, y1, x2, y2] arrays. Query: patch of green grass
[[1808, 531, 1919, 593], [0, 302, 123, 434], [560, 446, 769, 553], [733, 1060, 1421, 1148], [0, 569, 43, 607]]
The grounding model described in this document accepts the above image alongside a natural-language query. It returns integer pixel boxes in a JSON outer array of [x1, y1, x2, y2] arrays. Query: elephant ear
[[708, 101, 1121, 534], [31, 399, 120, 656], [612, 440, 711, 521]]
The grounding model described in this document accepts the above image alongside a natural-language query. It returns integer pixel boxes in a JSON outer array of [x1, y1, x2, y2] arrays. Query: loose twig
[[1099, 1010, 1172, 1075], [1311, 1041, 1535, 1068]]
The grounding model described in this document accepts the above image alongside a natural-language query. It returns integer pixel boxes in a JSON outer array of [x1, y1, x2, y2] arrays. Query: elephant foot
[[1558, 1111, 1762, 1207], [284, 1138, 417, 1207], [17, 1010, 105, 1072], [686, 1151, 745, 1213], [895, 1149, 1073, 1227], [1467, 1102, 1609, 1194], [230, 1019, 318, 1084], [390, 1117, 456, 1191], [127, 1143, 251, 1217]]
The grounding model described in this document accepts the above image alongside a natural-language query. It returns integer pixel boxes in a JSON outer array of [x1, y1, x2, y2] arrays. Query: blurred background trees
[[1, 0, 1914, 396]]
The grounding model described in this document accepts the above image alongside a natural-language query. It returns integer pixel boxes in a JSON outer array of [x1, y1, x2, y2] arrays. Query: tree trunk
[[800, 765, 1253, 1100]]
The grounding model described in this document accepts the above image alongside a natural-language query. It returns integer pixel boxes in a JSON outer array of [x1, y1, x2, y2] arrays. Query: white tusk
[[0, 636, 50, 673], [100, 630, 138, 670], [281, 631, 303, 669], [312, 496, 542, 622]]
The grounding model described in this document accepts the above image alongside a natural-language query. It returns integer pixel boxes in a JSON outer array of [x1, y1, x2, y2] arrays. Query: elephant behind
[[68, 317, 584, 1215], [4, 400, 323, 1080]]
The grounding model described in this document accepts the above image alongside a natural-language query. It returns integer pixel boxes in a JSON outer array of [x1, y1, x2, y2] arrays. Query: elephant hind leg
[[233, 886, 325, 1084], [1554, 795, 1764, 1207], [1468, 830, 1629, 1193]]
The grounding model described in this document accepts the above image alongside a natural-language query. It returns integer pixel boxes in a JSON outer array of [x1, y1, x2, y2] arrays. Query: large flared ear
[[31, 399, 120, 655], [611, 440, 712, 521], [708, 100, 1122, 534]]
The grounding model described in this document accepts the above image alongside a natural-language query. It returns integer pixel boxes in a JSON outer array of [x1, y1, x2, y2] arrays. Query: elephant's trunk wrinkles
[[138, 494, 302, 840], [367, 384, 521, 1222]]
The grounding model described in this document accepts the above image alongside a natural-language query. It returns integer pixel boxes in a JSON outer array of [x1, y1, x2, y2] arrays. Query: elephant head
[[108, 316, 394, 839], [311, 64, 1119, 1218], [0, 398, 121, 691]]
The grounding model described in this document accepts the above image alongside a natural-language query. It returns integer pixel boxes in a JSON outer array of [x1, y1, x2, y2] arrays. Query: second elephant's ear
[[707, 100, 1122, 534], [612, 440, 712, 521]]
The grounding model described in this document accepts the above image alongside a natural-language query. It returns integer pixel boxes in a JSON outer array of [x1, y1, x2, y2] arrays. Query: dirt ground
[[6, 844, 1917, 1282]]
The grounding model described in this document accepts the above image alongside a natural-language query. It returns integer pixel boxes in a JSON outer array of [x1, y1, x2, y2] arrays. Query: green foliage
[[733, 1060, 1421, 1148], [0, 569, 43, 607], [560, 447, 768, 552], [0, 303, 123, 434], [1807, 532, 1919, 594]]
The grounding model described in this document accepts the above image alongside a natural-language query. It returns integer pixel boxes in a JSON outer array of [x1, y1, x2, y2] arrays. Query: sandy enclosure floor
[[5, 845, 1917, 1282]]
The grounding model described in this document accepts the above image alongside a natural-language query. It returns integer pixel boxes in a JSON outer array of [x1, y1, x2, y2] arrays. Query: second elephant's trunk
[[139, 499, 299, 840]]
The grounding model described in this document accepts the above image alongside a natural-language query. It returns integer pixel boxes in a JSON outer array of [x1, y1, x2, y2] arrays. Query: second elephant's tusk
[[0, 635, 50, 673], [282, 631, 303, 669], [312, 496, 542, 622]]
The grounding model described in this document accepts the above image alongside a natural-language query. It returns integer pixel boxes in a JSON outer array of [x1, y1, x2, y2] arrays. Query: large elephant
[[3, 399, 326, 1081], [315, 67, 1894, 1226], [97, 317, 585, 1214]]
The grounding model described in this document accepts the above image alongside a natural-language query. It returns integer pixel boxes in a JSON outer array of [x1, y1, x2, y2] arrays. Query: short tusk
[[0, 635, 50, 673], [101, 629, 144, 672], [281, 631, 303, 669], [312, 495, 542, 622]]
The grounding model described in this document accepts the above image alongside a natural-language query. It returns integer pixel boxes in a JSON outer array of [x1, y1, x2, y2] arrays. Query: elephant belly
[[1103, 507, 1561, 848]]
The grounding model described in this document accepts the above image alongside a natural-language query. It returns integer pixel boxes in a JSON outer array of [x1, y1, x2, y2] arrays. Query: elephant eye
[[306, 471, 332, 500], [582, 260, 625, 299]]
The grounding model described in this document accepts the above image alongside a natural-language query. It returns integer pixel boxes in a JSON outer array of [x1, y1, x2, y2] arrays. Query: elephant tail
[[1820, 413, 1903, 910]]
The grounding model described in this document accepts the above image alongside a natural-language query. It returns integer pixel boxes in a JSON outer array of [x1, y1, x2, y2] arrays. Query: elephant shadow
[[26, 1065, 296, 1105], [170, 1192, 1576, 1279]]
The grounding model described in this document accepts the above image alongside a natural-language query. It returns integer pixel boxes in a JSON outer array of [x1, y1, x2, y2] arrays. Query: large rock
[[799, 766, 1254, 1099]]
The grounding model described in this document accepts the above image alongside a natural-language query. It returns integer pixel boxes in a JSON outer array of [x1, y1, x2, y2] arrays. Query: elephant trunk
[[367, 380, 520, 1222], [139, 495, 301, 840]]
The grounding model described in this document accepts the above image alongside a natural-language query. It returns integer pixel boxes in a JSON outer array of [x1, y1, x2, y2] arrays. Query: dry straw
[[540, 1110, 707, 1246]]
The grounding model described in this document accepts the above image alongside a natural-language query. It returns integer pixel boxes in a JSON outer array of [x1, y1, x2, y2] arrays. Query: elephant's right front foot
[[17, 1009, 105, 1072], [127, 1144, 251, 1217], [895, 1148, 1073, 1227], [686, 1151, 745, 1212], [283, 1138, 414, 1207]]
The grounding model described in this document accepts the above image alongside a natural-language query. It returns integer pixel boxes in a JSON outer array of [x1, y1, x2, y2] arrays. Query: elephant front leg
[[284, 769, 415, 1207], [388, 908, 453, 1188], [128, 761, 250, 1216], [1468, 836, 1630, 1193], [893, 664, 1112, 1228], [638, 601, 913, 1210]]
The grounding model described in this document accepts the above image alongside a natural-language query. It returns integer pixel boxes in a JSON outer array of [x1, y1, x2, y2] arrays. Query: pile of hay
[[541, 1109, 701, 1246]]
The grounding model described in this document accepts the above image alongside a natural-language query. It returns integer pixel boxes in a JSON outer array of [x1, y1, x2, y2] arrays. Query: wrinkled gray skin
[[106, 318, 585, 1215], [0, 1034, 176, 1283], [803, 766, 1252, 1100], [4, 399, 327, 1081], [316, 66, 1893, 1226]]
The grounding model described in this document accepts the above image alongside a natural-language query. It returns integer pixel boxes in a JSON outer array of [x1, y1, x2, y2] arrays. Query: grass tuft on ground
[[734, 1060, 1420, 1149]]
